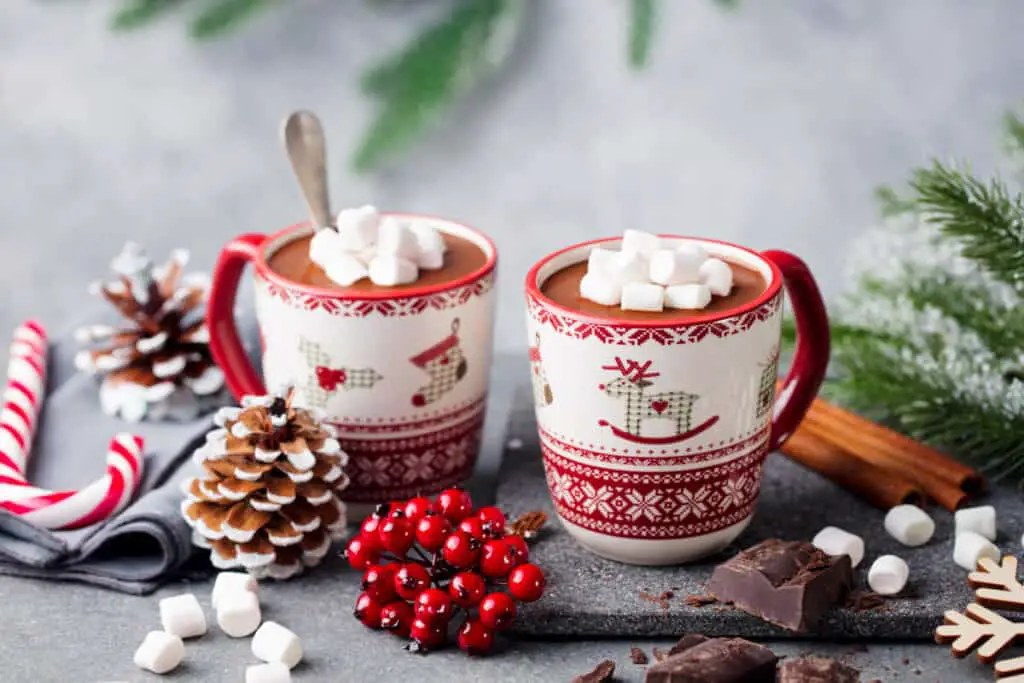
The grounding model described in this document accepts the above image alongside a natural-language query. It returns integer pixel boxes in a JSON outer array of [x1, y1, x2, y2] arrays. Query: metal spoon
[[281, 111, 333, 230]]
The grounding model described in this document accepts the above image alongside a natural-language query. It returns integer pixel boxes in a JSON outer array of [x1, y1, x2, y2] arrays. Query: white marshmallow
[[252, 621, 303, 669], [664, 283, 712, 310], [676, 241, 708, 266], [368, 255, 418, 286], [812, 526, 865, 568], [884, 505, 936, 547], [955, 505, 997, 541], [621, 229, 660, 256], [416, 249, 445, 270], [649, 249, 701, 286], [335, 205, 380, 251], [867, 555, 909, 595], [954, 531, 999, 571], [699, 258, 734, 296], [211, 571, 259, 610], [218, 589, 262, 637], [410, 223, 447, 254], [159, 593, 207, 639], [134, 631, 184, 674], [308, 228, 341, 265], [246, 661, 292, 683], [621, 282, 665, 312], [320, 252, 369, 287], [608, 250, 649, 286], [376, 217, 420, 261], [587, 248, 618, 276], [579, 272, 622, 306]]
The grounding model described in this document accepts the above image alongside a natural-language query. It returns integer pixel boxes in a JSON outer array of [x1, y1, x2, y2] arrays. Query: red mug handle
[[762, 250, 830, 451], [207, 234, 268, 400]]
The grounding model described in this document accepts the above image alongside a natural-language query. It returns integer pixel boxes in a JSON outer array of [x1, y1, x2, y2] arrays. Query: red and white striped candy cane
[[0, 320, 47, 486], [0, 433, 145, 530]]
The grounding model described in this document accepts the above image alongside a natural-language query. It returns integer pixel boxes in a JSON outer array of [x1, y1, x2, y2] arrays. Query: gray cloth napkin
[[0, 316, 252, 594]]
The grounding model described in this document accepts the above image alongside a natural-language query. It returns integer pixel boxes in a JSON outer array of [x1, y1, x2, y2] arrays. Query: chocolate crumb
[[846, 589, 887, 612], [629, 647, 648, 665], [661, 590, 674, 600], [639, 589, 671, 610], [683, 594, 717, 607], [571, 659, 615, 683], [901, 657, 909, 665]]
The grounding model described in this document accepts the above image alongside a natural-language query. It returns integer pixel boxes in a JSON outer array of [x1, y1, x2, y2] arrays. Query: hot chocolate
[[269, 231, 488, 292], [541, 256, 767, 321]]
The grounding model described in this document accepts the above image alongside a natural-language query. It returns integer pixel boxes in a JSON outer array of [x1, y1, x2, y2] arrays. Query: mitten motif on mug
[[410, 319, 467, 407]]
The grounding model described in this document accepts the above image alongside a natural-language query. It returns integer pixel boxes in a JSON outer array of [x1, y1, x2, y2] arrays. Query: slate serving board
[[496, 386, 1024, 640]]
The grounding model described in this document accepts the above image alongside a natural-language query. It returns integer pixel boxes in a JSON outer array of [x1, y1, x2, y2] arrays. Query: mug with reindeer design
[[525, 236, 830, 565]]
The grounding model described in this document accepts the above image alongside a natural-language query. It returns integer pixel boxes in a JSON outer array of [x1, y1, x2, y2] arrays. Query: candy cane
[[0, 433, 144, 529], [0, 320, 47, 485]]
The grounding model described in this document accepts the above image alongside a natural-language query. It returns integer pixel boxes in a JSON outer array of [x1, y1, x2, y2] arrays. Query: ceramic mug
[[207, 216, 497, 515], [525, 237, 829, 565]]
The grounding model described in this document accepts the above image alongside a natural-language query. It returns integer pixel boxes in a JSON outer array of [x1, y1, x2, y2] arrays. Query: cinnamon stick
[[807, 398, 984, 495], [781, 427, 925, 510]]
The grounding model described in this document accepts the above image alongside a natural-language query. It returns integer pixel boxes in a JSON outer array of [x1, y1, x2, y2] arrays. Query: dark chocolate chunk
[[777, 656, 860, 682], [846, 589, 887, 612], [630, 647, 649, 665], [706, 539, 853, 632], [643, 637, 777, 683], [667, 634, 709, 657], [652, 648, 670, 662], [572, 659, 616, 683]]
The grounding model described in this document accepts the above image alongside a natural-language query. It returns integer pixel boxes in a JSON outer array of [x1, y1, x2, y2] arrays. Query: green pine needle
[[111, 0, 184, 31], [628, 0, 657, 69], [874, 184, 917, 217], [190, 0, 274, 39], [1004, 111, 1024, 160]]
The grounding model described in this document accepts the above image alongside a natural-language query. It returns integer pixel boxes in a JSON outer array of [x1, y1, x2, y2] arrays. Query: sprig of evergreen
[[629, 0, 657, 69]]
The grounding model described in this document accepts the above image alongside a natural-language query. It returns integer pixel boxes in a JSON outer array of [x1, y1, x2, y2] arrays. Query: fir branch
[[628, 0, 657, 69], [111, 0, 184, 31], [1004, 111, 1024, 161], [874, 184, 917, 217], [189, 0, 274, 39], [911, 162, 1024, 293]]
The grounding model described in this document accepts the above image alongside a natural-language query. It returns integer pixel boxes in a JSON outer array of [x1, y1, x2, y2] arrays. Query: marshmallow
[[676, 241, 709, 265], [211, 571, 259, 610], [884, 505, 935, 547], [376, 218, 420, 261], [246, 662, 292, 683], [416, 248, 445, 270], [699, 258, 734, 296], [252, 621, 303, 669], [608, 250, 649, 286], [955, 505, 997, 541], [308, 228, 341, 265], [664, 283, 712, 310], [411, 224, 447, 271], [134, 631, 185, 674], [812, 526, 865, 568], [368, 255, 418, 286], [867, 555, 909, 595], [218, 589, 262, 637], [954, 531, 999, 571], [587, 248, 618, 276], [320, 252, 369, 287], [621, 229, 660, 257], [335, 205, 380, 251], [159, 593, 207, 639], [649, 249, 701, 286], [580, 272, 622, 306], [621, 282, 665, 312]]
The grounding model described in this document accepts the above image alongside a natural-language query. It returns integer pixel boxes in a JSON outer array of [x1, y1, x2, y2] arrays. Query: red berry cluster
[[346, 488, 546, 655]]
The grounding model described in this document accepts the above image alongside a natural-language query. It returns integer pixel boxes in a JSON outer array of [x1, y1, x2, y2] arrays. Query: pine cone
[[75, 242, 225, 422], [181, 390, 349, 580]]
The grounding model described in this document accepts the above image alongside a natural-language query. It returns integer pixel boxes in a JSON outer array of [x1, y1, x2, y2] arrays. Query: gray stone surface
[[497, 386, 1024, 640]]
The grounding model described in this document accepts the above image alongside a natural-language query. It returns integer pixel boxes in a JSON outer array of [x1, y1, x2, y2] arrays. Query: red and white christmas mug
[[525, 237, 829, 565], [207, 216, 497, 515]]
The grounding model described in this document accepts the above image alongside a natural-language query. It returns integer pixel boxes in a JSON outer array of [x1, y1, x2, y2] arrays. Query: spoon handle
[[281, 111, 333, 230]]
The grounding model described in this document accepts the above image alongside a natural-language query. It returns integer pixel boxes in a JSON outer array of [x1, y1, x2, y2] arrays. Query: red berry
[[436, 487, 474, 523], [393, 562, 431, 601], [414, 588, 454, 623], [508, 563, 546, 602], [415, 512, 452, 552], [479, 539, 517, 578], [457, 619, 495, 655], [409, 616, 447, 650], [354, 592, 383, 628], [361, 564, 396, 602], [359, 516, 384, 549], [345, 535, 380, 570], [479, 593, 517, 631], [379, 601, 414, 637], [403, 496, 435, 524], [386, 501, 407, 518], [505, 535, 529, 565], [476, 506, 506, 533], [449, 572, 486, 607], [378, 516, 414, 556], [442, 531, 481, 568], [458, 516, 485, 539]]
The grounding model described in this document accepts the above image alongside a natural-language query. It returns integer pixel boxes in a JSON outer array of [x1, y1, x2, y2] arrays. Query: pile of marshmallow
[[310, 205, 447, 287], [580, 230, 733, 312], [132, 572, 302, 682], [811, 504, 1013, 597]]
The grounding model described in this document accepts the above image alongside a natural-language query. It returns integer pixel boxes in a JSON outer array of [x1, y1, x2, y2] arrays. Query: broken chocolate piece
[[572, 659, 616, 683], [706, 539, 853, 632], [643, 637, 777, 683], [777, 656, 860, 682], [683, 594, 717, 607], [667, 634, 709, 657], [630, 647, 649, 665]]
